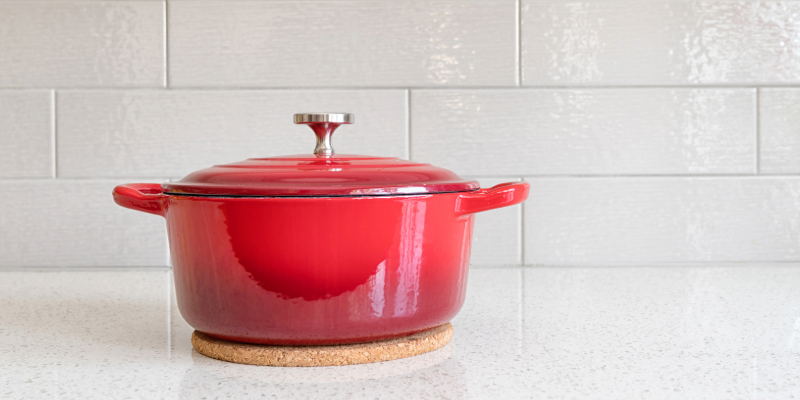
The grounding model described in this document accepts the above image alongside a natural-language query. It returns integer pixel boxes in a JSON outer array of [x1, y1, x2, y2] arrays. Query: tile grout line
[[1, 85, 790, 91], [0, 177, 174, 182], [51, 90, 57, 178], [483, 174, 800, 178], [517, 0, 521, 87], [163, 0, 169, 88], [4, 174, 800, 184], [6, 174, 800, 183], [755, 87, 761, 174], [407, 89, 412, 160]]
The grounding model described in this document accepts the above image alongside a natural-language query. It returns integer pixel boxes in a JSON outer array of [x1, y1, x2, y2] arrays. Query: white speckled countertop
[[2, 265, 799, 399]]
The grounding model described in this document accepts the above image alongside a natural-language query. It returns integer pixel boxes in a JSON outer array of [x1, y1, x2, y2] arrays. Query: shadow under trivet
[[191, 323, 453, 367]]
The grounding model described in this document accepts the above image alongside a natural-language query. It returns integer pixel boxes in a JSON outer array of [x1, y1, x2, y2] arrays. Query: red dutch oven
[[113, 113, 529, 345]]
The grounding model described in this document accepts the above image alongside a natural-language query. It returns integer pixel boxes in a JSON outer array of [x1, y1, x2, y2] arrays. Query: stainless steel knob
[[294, 113, 354, 157]]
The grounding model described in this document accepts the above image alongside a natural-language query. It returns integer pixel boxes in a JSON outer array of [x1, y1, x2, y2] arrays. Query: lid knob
[[294, 113, 354, 157]]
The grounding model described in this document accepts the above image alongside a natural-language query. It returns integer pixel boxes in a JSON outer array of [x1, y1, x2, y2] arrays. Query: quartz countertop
[[2, 265, 799, 399]]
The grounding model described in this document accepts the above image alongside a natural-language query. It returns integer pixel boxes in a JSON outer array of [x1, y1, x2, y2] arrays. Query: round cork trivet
[[191, 323, 453, 367]]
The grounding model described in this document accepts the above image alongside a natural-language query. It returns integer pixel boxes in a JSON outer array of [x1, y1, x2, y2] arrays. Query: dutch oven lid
[[161, 113, 479, 197]]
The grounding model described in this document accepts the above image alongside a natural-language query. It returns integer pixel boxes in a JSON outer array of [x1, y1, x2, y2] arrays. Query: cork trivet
[[191, 323, 453, 367]]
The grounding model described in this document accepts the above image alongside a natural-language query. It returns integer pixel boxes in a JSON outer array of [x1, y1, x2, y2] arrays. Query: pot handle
[[455, 182, 530, 216], [112, 183, 166, 217]]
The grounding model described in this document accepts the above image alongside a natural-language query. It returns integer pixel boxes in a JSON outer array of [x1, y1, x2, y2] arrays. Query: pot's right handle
[[455, 182, 530, 216], [112, 183, 166, 217]]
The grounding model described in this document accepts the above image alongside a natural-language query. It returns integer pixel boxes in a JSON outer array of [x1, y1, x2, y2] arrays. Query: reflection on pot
[[393, 200, 426, 317], [221, 198, 398, 301]]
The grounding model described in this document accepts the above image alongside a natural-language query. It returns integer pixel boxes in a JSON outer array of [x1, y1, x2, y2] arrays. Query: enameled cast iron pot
[[113, 113, 529, 345]]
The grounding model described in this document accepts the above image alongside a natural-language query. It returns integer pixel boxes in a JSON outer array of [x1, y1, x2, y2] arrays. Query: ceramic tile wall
[[168, 1, 517, 87], [521, 1, 800, 85], [0, 2, 164, 88], [1, 0, 799, 267], [57, 90, 408, 178]]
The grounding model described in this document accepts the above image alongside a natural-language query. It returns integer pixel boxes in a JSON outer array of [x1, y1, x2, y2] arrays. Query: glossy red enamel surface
[[112, 181, 529, 345], [169, 193, 471, 344], [161, 154, 479, 197], [112, 184, 165, 216]]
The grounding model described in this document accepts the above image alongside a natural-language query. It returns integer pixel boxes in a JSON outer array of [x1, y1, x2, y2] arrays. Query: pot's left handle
[[112, 183, 166, 217], [456, 182, 530, 216]]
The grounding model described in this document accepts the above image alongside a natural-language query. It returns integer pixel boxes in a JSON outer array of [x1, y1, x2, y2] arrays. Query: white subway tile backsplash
[[0, 0, 792, 268], [57, 90, 407, 178], [0, 91, 52, 178], [0, 2, 163, 88], [525, 177, 800, 265], [467, 178, 522, 267], [760, 89, 800, 174], [169, 1, 516, 87], [522, 1, 800, 85], [0, 180, 168, 267], [411, 89, 755, 176]]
